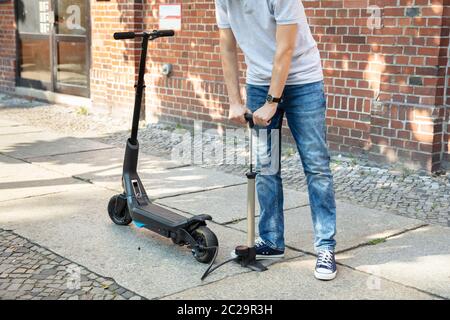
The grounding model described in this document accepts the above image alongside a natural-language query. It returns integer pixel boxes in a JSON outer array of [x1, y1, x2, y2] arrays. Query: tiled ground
[[0, 94, 448, 300], [1, 93, 448, 226]]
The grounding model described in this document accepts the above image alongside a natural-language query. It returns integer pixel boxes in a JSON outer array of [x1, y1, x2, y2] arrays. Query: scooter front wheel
[[108, 194, 132, 226], [191, 226, 218, 264]]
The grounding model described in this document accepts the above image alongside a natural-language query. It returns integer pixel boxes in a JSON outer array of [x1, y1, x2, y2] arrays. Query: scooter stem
[[113, 30, 175, 145], [130, 33, 150, 145]]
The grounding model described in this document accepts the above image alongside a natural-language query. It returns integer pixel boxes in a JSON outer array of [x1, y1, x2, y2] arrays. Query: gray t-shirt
[[215, 0, 323, 86]]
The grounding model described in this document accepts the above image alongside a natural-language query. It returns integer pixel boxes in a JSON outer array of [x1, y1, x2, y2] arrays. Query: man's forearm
[[251, 24, 297, 126], [268, 24, 298, 98], [221, 47, 243, 105], [269, 49, 294, 98], [219, 29, 248, 124]]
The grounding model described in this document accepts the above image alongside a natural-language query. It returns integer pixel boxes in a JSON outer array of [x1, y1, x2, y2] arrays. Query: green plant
[[349, 154, 357, 166], [283, 147, 296, 157], [367, 238, 387, 246], [401, 166, 414, 178], [77, 106, 89, 116]]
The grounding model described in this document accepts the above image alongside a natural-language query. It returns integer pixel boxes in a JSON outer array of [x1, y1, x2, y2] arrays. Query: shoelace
[[317, 250, 334, 269], [255, 238, 265, 248]]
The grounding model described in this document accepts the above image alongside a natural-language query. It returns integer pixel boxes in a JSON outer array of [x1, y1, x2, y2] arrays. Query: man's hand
[[228, 103, 249, 125], [253, 103, 278, 127]]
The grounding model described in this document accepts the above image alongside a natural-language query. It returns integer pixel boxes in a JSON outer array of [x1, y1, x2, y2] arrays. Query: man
[[215, 0, 337, 280]]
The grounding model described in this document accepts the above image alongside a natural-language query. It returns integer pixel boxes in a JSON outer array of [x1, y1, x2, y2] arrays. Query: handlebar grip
[[244, 113, 255, 128], [113, 32, 136, 40], [154, 30, 175, 37]]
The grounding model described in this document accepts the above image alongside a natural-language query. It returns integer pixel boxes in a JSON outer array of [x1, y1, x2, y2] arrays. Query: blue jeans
[[246, 80, 337, 252]]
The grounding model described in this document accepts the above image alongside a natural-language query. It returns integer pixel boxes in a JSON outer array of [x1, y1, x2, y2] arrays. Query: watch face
[[267, 95, 280, 103]]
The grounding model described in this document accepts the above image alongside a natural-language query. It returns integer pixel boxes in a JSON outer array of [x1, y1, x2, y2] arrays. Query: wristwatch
[[266, 94, 282, 104]]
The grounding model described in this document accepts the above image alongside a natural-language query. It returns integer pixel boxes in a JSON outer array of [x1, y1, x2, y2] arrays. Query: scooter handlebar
[[114, 30, 175, 40], [154, 30, 175, 37], [113, 32, 136, 40]]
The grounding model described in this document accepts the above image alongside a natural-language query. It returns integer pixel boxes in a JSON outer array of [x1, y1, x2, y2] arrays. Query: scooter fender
[[187, 214, 212, 224]]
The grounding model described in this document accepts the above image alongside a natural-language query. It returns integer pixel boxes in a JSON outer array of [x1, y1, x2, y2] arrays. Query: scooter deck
[[131, 202, 188, 229]]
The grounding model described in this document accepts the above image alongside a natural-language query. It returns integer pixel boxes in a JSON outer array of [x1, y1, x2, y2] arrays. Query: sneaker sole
[[256, 254, 284, 260], [314, 270, 337, 281], [230, 253, 285, 260]]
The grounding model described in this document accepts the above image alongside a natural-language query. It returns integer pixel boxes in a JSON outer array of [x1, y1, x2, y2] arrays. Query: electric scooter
[[107, 30, 218, 264], [202, 113, 267, 279]]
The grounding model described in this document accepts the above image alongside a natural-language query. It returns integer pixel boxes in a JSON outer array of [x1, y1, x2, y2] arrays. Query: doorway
[[15, 0, 90, 97]]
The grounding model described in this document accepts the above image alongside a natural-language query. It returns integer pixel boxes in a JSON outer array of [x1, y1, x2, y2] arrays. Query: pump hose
[[200, 245, 238, 281], [179, 228, 238, 280]]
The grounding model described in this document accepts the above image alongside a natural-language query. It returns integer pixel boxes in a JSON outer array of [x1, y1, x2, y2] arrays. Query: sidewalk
[[1, 93, 449, 227], [0, 114, 449, 299]]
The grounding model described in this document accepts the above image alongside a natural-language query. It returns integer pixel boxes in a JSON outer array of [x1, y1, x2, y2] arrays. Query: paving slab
[[0, 185, 302, 299], [21, 144, 245, 199], [337, 225, 450, 299], [68, 164, 245, 199], [230, 200, 425, 253], [0, 124, 43, 135], [0, 119, 21, 127], [0, 131, 112, 160], [27, 147, 183, 180], [163, 255, 436, 300], [0, 154, 86, 202], [156, 185, 309, 224]]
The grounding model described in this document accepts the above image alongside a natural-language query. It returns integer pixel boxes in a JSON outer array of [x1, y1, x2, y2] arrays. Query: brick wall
[[1, 0, 449, 172], [90, 0, 145, 114], [0, 0, 16, 93], [141, 0, 234, 127], [306, 0, 449, 172], [444, 3, 450, 167]]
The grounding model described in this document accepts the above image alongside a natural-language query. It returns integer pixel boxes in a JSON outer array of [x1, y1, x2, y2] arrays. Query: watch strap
[[267, 94, 282, 103]]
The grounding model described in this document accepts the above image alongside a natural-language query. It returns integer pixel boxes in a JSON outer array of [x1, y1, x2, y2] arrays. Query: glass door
[[16, 0, 52, 90], [54, 0, 89, 97], [16, 0, 90, 97]]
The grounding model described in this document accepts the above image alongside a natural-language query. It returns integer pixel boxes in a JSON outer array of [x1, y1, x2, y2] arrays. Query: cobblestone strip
[[0, 228, 144, 300]]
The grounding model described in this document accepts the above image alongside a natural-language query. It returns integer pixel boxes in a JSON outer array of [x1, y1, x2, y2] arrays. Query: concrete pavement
[[0, 118, 448, 300]]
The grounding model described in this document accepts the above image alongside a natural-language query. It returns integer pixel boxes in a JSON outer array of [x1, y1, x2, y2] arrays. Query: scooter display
[[107, 30, 218, 264]]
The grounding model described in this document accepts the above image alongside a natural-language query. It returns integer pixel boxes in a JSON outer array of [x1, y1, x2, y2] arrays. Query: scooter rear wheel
[[108, 194, 132, 226], [191, 226, 218, 264]]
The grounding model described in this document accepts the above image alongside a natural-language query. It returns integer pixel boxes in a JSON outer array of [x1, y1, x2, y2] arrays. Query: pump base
[[234, 245, 268, 272]]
